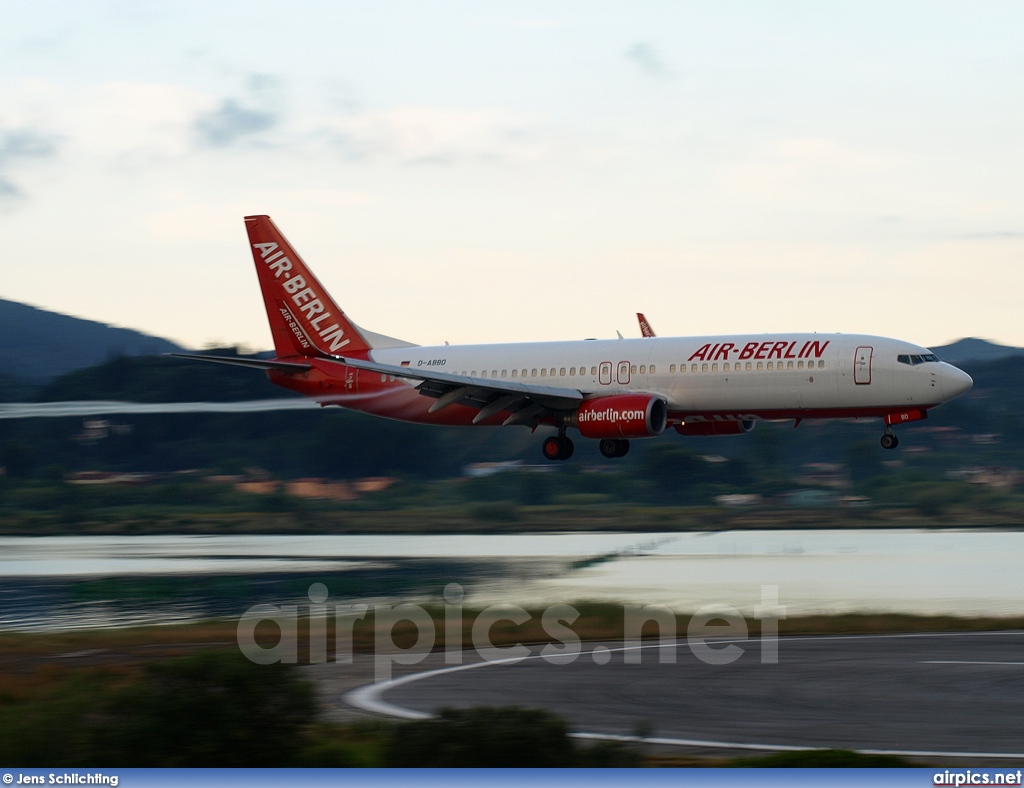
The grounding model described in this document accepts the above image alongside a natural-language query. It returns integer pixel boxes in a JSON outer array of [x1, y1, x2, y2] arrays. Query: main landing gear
[[542, 431, 575, 461], [599, 439, 630, 459], [880, 428, 899, 450]]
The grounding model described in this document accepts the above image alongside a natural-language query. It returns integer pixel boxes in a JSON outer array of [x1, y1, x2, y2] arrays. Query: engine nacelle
[[574, 395, 667, 440], [674, 420, 755, 437]]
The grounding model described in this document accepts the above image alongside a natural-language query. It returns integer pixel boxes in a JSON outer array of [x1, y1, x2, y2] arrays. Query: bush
[[732, 748, 913, 767], [90, 650, 317, 766], [384, 706, 638, 767]]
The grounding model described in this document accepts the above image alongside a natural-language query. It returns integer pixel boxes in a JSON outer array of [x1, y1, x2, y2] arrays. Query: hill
[[929, 337, 1024, 363], [0, 299, 185, 383]]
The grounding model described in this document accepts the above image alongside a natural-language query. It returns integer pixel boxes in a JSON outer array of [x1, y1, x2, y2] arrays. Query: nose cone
[[941, 364, 973, 401]]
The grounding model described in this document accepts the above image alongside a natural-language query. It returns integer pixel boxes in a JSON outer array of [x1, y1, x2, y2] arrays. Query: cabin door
[[854, 346, 873, 385]]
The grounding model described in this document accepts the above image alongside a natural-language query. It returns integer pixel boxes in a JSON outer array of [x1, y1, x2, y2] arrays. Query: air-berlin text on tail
[[688, 340, 830, 362], [254, 242, 350, 352]]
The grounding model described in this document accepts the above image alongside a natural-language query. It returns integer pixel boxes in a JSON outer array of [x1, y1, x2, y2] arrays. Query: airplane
[[173, 215, 974, 462]]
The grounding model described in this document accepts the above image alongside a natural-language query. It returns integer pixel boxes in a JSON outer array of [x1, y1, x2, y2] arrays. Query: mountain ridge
[[0, 298, 184, 383]]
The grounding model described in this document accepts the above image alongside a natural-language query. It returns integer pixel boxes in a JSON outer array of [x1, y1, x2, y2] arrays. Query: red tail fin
[[245, 215, 372, 359]]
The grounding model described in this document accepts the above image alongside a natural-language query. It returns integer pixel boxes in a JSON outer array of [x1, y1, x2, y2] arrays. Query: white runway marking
[[344, 631, 1024, 760], [921, 660, 1024, 666]]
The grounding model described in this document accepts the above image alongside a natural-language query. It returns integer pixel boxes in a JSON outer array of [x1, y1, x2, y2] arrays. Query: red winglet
[[244, 215, 371, 359]]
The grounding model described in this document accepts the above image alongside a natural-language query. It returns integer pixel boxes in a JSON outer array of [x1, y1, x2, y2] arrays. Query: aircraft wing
[[330, 354, 584, 425], [171, 352, 585, 427]]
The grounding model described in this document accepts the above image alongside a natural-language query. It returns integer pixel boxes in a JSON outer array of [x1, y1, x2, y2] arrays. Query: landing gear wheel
[[542, 435, 575, 461], [880, 433, 899, 450], [599, 439, 630, 459]]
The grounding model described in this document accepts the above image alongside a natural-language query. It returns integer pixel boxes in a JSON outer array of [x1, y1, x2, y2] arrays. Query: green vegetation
[[728, 749, 913, 767], [386, 706, 639, 767]]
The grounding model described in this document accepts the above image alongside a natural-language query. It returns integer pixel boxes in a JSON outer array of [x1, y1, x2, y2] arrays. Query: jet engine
[[574, 395, 667, 439], [674, 420, 755, 436]]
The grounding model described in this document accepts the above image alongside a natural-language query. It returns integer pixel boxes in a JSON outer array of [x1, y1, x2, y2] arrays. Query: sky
[[1, 1, 1022, 351]]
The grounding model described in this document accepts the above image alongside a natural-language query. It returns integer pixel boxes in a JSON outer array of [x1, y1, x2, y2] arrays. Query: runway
[[345, 631, 1024, 759]]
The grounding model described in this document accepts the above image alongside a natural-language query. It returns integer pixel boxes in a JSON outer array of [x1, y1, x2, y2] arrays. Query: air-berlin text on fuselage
[[688, 340, 830, 363], [253, 242, 350, 352], [577, 408, 646, 423]]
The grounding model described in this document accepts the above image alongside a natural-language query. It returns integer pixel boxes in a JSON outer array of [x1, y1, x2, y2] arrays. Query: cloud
[[0, 126, 61, 202], [193, 73, 283, 147], [625, 42, 671, 77], [954, 231, 1024, 240], [195, 99, 277, 146], [0, 177, 19, 200], [0, 128, 60, 161], [318, 106, 548, 165]]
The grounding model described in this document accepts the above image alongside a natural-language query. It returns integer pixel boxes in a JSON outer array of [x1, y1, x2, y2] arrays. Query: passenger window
[[511, 369, 517, 377], [501, 370, 507, 378], [639, 365, 646, 374], [757, 362, 763, 370], [550, 368, 556, 376], [630, 365, 637, 374], [767, 362, 774, 370], [481, 371, 487, 378], [723, 363, 729, 371], [570, 367, 576, 376], [522, 369, 527, 377], [787, 361, 794, 370], [591, 367, 597, 375], [649, 364, 656, 373], [531, 369, 537, 377], [701, 363, 708, 372], [680, 364, 686, 373], [540, 369, 546, 377], [745, 362, 752, 371], [818, 360, 825, 369], [559, 367, 566, 376], [691, 364, 697, 372], [712, 363, 718, 372], [670, 364, 676, 373], [797, 361, 803, 369]]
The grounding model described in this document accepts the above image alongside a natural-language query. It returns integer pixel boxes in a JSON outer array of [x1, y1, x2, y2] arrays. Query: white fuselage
[[373, 332, 972, 421]]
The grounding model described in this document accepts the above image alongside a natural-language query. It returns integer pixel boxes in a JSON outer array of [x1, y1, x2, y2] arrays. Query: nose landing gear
[[880, 429, 899, 450]]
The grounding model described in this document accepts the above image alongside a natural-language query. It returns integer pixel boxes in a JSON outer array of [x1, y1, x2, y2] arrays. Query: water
[[1, 530, 1022, 630]]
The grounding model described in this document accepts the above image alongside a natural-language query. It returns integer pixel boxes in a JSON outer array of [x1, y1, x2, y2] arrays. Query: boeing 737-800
[[174, 215, 974, 461]]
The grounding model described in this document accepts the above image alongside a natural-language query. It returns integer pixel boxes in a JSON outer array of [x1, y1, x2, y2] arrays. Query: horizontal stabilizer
[[165, 353, 312, 373]]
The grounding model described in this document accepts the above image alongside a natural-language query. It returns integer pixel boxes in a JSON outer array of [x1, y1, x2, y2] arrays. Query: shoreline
[[0, 504, 1022, 536]]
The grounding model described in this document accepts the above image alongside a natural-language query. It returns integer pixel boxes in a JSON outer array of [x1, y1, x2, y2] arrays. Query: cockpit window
[[898, 353, 940, 366]]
